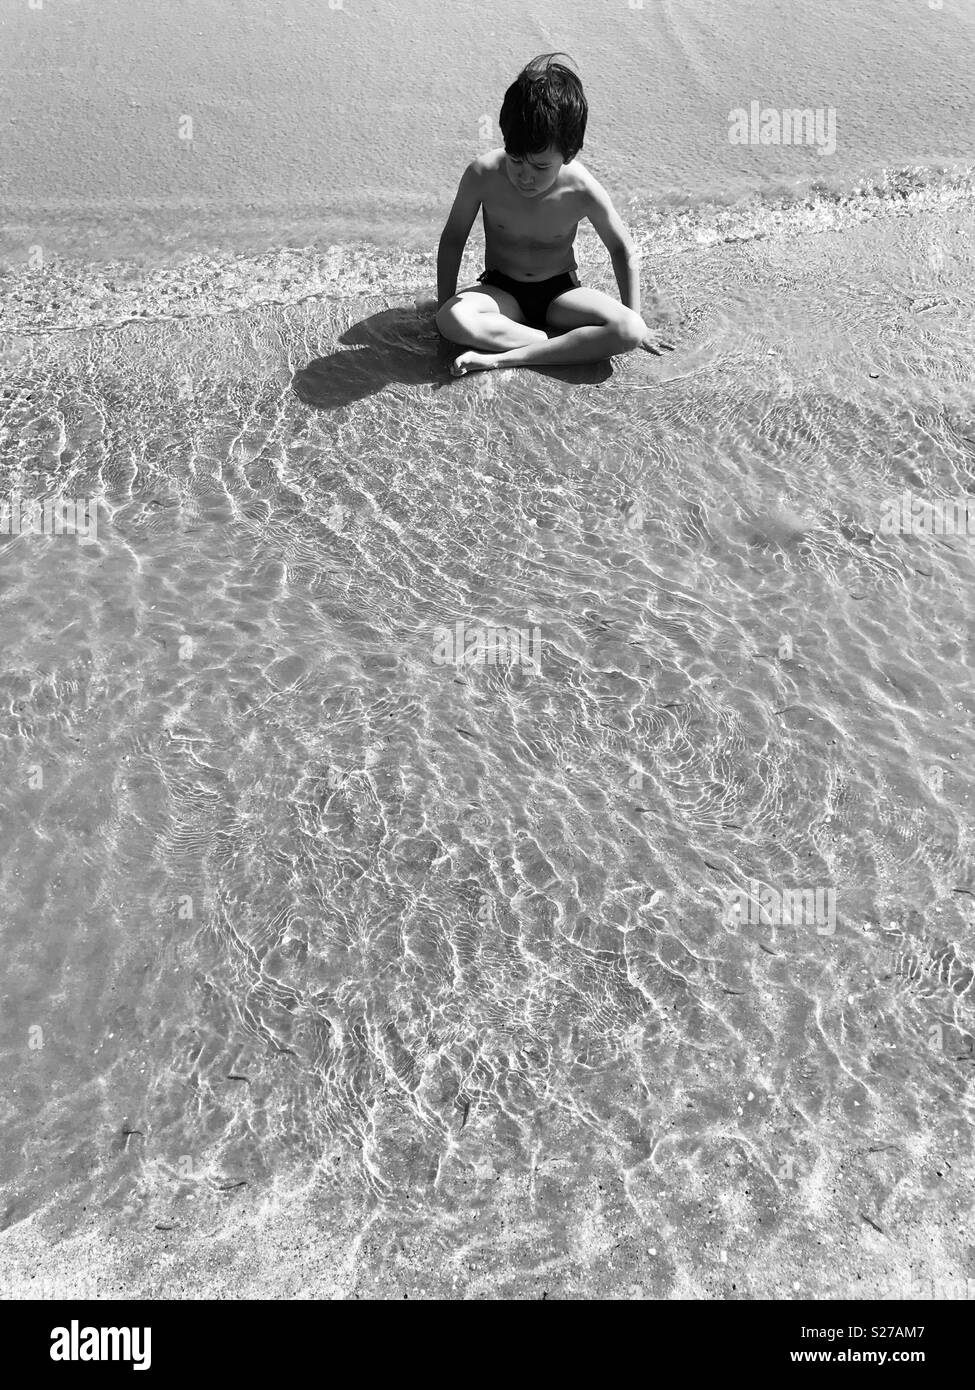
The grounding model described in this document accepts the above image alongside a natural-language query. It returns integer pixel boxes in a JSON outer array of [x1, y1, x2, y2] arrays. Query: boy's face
[[503, 145, 565, 198]]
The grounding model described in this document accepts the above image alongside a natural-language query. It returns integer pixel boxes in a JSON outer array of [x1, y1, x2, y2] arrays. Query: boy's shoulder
[[562, 157, 596, 186], [467, 149, 505, 179]]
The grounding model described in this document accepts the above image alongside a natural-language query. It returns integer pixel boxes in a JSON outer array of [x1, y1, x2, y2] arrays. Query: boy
[[436, 53, 667, 376]]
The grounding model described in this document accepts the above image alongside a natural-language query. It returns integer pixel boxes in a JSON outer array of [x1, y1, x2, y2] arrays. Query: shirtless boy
[[436, 53, 665, 376]]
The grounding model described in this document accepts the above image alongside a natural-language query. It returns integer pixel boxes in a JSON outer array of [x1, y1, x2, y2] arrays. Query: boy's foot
[[451, 351, 501, 376]]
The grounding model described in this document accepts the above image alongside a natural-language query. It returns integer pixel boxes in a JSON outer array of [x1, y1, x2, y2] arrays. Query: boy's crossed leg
[[436, 285, 649, 375], [436, 285, 548, 356]]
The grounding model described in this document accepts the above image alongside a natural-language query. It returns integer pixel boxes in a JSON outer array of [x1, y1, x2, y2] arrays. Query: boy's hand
[[640, 331, 675, 356], [639, 300, 677, 354]]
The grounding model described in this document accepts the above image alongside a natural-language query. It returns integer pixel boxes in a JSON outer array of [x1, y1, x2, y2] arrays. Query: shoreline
[[2, 165, 972, 338]]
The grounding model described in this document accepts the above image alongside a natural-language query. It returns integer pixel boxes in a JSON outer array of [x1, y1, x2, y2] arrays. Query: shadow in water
[[293, 306, 615, 410]]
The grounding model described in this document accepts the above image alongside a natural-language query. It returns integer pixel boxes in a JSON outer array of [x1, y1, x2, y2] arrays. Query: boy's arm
[[437, 161, 483, 307], [583, 178, 642, 315]]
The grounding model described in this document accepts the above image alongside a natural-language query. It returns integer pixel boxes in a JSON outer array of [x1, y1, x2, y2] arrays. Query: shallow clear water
[[2, 181, 974, 1296]]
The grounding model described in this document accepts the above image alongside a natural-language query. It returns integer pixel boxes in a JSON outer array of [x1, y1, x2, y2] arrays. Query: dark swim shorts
[[476, 267, 581, 328]]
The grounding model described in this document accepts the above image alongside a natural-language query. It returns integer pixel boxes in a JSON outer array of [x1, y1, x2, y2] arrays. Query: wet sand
[[3, 0, 974, 262]]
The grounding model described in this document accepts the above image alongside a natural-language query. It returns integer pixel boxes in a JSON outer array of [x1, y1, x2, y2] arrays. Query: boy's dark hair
[[499, 53, 587, 163]]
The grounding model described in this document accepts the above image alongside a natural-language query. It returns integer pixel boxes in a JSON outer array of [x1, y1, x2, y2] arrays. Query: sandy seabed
[[2, 200, 974, 1301]]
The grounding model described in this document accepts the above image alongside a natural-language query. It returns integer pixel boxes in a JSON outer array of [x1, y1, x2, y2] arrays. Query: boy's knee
[[435, 300, 457, 338], [436, 296, 472, 342], [614, 309, 646, 352]]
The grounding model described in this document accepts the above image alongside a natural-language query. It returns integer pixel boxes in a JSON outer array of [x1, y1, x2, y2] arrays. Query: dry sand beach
[[2, 0, 975, 1302]]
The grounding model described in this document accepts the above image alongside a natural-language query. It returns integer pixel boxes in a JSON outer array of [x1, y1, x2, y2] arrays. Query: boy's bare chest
[[482, 185, 585, 249]]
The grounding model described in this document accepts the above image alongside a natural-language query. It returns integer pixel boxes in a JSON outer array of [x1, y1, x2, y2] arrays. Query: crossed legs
[[436, 285, 647, 374]]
